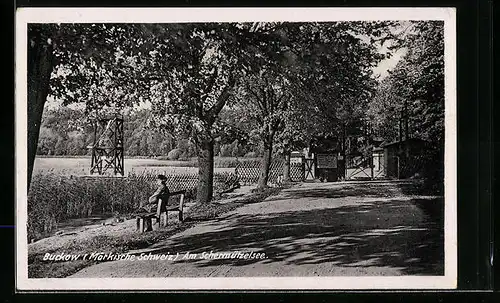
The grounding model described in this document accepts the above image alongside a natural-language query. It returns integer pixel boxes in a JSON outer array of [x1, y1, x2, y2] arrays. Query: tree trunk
[[197, 140, 214, 203], [398, 113, 403, 143], [342, 123, 347, 180], [283, 149, 291, 183], [27, 36, 54, 190], [257, 136, 273, 189], [404, 99, 409, 140]]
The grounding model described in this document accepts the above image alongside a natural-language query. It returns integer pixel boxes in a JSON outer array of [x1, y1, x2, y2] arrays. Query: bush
[[178, 152, 191, 161], [219, 144, 233, 157], [213, 157, 239, 168], [166, 148, 182, 160]]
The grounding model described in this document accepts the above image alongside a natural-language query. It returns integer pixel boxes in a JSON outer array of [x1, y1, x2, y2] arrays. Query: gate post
[[396, 156, 400, 179], [370, 155, 374, 180]]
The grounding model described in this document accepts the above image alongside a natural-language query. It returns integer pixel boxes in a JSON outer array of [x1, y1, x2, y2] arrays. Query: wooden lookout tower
[[87, 115, 125, 176]]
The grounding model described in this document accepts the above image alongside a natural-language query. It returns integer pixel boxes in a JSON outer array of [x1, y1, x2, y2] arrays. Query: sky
[[372, 47, 406, 80]]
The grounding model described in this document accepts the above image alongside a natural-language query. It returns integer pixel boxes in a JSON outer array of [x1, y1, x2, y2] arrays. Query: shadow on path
[[154, 191, 444, 275]]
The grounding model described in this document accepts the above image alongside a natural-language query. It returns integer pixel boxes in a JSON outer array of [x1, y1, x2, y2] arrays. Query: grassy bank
[[28, 185, 286, 278]]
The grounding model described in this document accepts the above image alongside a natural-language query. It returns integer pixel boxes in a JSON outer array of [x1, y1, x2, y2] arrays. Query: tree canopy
[[368, 21, 444, 145], [28, 20, 445, 196]]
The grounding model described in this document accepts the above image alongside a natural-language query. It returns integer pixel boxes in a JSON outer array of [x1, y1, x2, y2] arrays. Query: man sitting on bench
[[136, 174, 170, 231]]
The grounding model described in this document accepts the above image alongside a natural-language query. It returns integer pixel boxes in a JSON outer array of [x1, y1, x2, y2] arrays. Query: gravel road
[[70, 180, 444, 278]]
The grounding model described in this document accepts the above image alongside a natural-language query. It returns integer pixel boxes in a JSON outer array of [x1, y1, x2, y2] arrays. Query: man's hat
[[157, 174, 167, 181]]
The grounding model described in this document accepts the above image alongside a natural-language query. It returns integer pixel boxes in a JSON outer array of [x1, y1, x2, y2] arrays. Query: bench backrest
[[158, 190, 186, 209]]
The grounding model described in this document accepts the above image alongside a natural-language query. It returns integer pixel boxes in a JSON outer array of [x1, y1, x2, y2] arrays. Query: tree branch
[[263, 77, 271, 114], [260, 86, 269, 117], [246, 82, 267, 116], [253, 113, 264, 126], [199, 68, 219, 118], [206, 73, 236, 123], [276, 92, 288, 111], [271, 116, 282, 132]]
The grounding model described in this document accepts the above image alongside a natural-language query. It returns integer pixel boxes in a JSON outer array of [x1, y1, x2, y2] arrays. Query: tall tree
[[368, 21, 444, 188], [237, 22, 387, 187], [237, 70, 290, 188], [368, 21, 444, 145], [142, 23, 256, 203], [27, 23, 144, 188], [28, 25, 56, 188]]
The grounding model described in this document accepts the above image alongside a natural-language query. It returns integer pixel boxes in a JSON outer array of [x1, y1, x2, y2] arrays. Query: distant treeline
[[37, 107, 263, 159]]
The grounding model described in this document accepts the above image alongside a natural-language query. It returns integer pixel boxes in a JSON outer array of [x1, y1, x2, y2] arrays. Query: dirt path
[[70, 180, 443, 278]]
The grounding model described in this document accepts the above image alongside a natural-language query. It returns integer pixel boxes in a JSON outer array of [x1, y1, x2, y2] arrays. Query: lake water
[[34, 157, 236, 176]]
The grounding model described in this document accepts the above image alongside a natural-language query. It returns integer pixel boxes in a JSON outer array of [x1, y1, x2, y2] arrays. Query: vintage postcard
[[16, 7, 457, 290]]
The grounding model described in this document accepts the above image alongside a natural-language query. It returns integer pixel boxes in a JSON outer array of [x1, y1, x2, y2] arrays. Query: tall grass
[[27, 170, 238, 242]]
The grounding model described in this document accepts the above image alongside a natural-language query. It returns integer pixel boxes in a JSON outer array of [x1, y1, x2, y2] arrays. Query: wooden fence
[[127, 159, 304, 190], [128, 171, 239, 192], [235, 159, 304, 185]]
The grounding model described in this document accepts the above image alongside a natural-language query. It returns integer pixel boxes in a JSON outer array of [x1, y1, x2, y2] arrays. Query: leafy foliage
[[37, 107, 258, 158], [134, 23, 256, 146], [29, 21, 445, 197], [367, 21, 445, 191], [368, 21, 444, 145], [231, 22, 390, 186], [29, 24, 147, 112]]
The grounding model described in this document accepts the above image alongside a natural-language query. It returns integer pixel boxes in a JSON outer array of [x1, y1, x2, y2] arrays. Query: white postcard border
[[15, 7, 457, 291]]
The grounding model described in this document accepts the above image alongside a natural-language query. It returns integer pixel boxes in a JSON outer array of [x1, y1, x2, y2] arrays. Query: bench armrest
[[170, 190, 186, 196], [178, 193, 185, 210]]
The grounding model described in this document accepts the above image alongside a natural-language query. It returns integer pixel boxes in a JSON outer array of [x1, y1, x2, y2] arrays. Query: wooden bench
[[135, 212, 158, 232], [136, 190, 186, 233]]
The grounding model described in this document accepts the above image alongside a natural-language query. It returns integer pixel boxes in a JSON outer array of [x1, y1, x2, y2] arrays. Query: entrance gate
[[304, 158, 315, 180]]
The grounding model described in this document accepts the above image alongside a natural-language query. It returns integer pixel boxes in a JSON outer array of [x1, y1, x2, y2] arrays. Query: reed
[[27, 170, 238, 242]]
